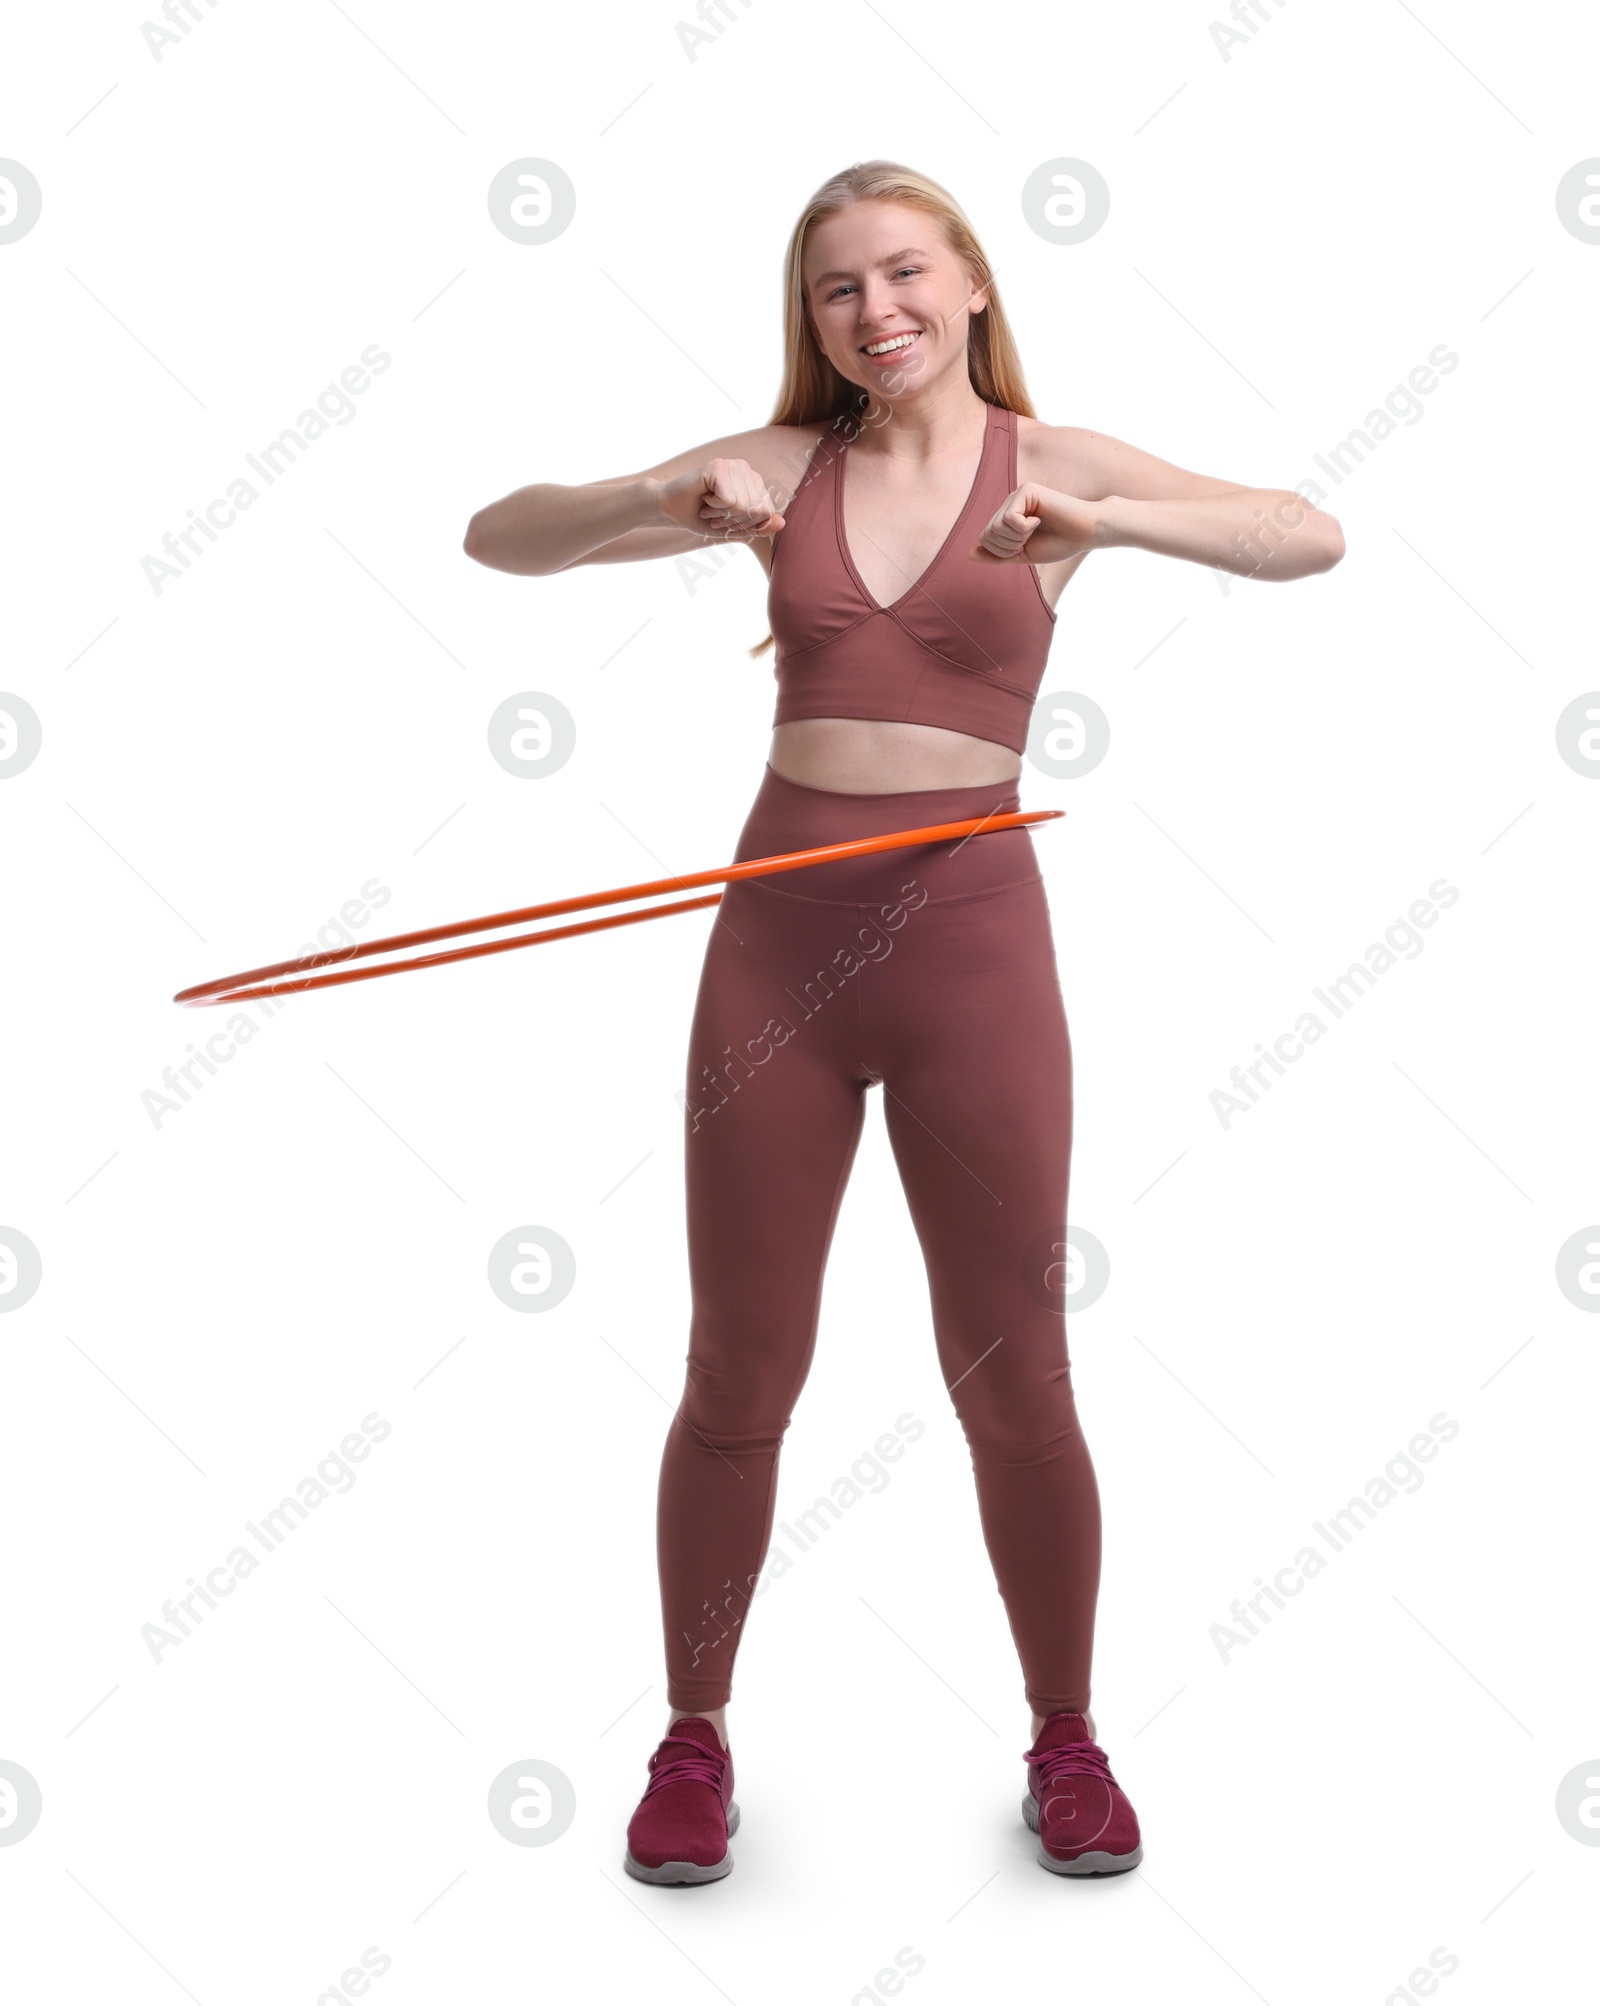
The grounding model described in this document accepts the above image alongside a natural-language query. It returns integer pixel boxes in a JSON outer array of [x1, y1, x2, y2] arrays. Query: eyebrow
[[810, 247, 930, 285]]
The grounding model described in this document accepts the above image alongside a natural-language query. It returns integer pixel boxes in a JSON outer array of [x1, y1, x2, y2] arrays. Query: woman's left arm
[[981, 422, 1346, 582], [1095, 485, 1345, 580]]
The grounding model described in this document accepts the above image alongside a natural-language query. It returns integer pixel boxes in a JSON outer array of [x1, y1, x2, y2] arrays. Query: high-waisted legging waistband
[[730, 762, 1043, 907]]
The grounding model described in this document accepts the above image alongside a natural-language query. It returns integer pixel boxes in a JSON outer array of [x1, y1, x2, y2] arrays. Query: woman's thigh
[[679, 884, 874, 1428], [862, 877, 1078, 1441]]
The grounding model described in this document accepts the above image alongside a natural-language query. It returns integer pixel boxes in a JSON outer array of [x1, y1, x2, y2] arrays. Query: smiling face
[[801, 198, 988, 405]]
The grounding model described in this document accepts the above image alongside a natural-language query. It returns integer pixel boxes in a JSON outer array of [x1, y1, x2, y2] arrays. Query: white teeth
[[864, 332, 918, 355]]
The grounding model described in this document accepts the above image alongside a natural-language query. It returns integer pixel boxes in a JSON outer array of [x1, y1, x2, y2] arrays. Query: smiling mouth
[[861, 330, 921, 360]]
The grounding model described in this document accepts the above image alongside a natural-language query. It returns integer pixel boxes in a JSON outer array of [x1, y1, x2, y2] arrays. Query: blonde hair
[[748, 160, 1035, 657]]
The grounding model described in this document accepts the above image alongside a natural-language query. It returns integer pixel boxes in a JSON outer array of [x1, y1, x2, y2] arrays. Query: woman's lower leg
[[1032, 1707, 1095, 1741], [669, 1704, 729, 1747]]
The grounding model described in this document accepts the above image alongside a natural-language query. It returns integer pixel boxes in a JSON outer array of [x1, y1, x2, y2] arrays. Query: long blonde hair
[[748, 160, 1035, 657]]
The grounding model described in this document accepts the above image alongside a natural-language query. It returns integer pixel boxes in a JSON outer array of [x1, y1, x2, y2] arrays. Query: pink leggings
[[657, 764, 1101, 1718]]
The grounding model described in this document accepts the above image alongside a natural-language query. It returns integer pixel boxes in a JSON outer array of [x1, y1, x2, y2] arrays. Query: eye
[[893, 265, 922, 279]]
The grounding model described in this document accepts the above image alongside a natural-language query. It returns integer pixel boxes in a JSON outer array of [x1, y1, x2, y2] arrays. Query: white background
[[1, 0, 1596, 1999]]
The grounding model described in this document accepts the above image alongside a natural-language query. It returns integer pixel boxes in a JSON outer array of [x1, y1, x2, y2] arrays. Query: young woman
[[464, 160, 1343, 1884]]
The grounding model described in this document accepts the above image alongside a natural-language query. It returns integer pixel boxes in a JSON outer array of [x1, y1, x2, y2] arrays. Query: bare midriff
[[767, 716, 1023, 795]]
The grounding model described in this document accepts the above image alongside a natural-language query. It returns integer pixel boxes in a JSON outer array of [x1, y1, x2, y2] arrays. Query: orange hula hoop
[[173, 808, 1064, 1008]]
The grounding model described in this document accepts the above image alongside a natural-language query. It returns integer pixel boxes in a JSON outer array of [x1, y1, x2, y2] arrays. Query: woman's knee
[[948, 1359, 1085, 1460], [676, 1351, 805, 1451]]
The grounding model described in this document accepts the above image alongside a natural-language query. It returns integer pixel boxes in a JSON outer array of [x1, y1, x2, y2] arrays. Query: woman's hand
[[969, 484, 1103, 567], [654, 458, 786, 542]]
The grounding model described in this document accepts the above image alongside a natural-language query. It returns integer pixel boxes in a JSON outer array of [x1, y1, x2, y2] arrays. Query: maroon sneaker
[[623, 1718, 739, 1885], [1022, 1712, 1142, 1875]]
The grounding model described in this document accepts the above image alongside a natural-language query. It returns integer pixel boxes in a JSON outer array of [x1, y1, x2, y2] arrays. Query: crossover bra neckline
[[832, 403, 1004, 617]]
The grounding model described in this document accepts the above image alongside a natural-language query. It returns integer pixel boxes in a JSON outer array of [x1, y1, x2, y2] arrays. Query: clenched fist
[[969, 483, 1103, 567], [655, 458, 787, 542]]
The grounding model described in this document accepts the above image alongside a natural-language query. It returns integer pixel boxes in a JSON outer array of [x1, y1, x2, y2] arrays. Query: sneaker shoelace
[[642, 1731, 726, 1800], [1024, 1738, 1118, 1794]]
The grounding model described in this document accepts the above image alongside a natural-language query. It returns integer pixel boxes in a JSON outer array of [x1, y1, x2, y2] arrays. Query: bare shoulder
[[1016, 413, 1249, 502], [1015, 415, 1109, 494], [580, 419, 829, 495], [564, 419, 835, 573], [741, 418, 842, 505], [664, 419, 836, 580]]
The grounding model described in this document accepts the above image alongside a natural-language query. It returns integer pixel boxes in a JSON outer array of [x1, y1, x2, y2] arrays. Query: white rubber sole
[[1022, 1791, 1142, 1875], [623, 1800, 740, 1885]]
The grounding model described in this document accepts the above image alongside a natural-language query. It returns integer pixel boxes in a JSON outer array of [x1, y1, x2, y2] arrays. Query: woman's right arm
[[462, 427, 797, 576]]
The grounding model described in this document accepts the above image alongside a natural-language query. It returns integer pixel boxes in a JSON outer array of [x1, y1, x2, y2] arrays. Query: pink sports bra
[[767, 401, 1056, 756]]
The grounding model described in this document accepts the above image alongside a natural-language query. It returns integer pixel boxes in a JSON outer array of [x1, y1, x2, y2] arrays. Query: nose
[[855, 276, 901, 326]]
